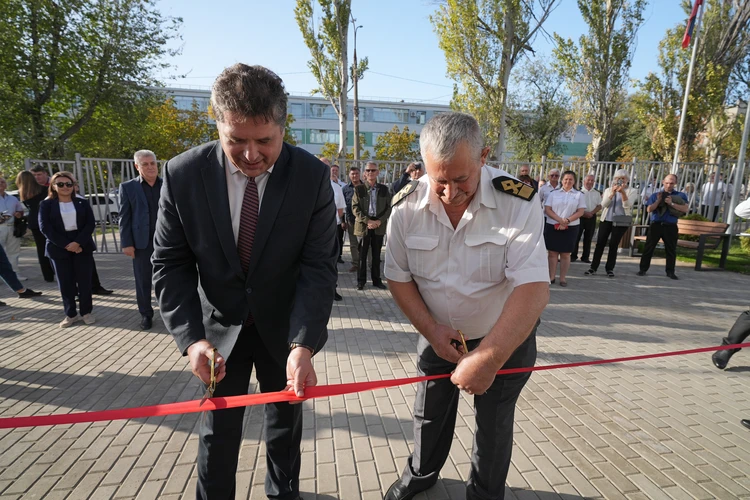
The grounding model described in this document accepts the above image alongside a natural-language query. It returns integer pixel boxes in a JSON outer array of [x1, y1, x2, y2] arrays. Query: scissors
[[199, 348, 218, 407], [456, 330, 468, 354]]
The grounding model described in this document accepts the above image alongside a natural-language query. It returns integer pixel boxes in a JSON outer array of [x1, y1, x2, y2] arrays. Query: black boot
[[712, 339, 739, 370]]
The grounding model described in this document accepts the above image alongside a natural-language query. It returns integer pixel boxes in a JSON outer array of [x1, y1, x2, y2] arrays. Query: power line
[[368, 71, 453, 88]]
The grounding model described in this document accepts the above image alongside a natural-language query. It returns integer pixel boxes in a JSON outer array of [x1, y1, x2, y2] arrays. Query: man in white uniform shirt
[[572, 173, 602, 263], [331, 176, 345, 300], [384, 112, 550, 500], [0, 176, 25, 279], [539, 168, 560, 205]]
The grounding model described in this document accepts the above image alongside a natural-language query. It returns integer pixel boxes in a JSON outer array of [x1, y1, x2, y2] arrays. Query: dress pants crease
[[133, 244, 155, 317], [357, 229, 383, 285], [196, 324, 302, 500]]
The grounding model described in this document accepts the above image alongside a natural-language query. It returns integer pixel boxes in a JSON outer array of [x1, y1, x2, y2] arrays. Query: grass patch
[[644, 239, 750, 274]]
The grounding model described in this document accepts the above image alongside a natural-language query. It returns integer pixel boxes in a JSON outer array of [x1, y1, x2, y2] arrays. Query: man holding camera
[[392, 161, 424, 195], [637, 174, 689, 279]]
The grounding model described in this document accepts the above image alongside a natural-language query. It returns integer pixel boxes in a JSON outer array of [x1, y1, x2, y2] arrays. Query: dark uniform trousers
[[50, 232, 94, 318], [357, 229, 384, 286], [639, 221, 678, 274], [721, 310, 750, 356], [590, 220, 629, 272], [572, 216, 597, 261], [197, 323, 302, 500], [133, 244, 155, 318], [398, 327, 537, 500]]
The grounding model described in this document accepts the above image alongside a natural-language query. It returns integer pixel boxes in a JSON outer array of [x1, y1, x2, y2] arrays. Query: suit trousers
[[721, 310, 750, 356], [590, 221, 629, 272], [357, 229, 383, 285], [196, 324, 302, 500], [0, 242, 23, 292], [639, 222, 678, 274], [398, 329, 537, 500], [31, 228, 55, 281], [336, 224, 344, 258], [133, 244, 154, 317], [50, 249, 94, 318], [572, 216, 597, 261], [347, 223, 359, 264]]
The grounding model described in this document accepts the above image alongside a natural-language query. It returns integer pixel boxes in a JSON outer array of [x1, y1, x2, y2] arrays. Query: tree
[[284, 114, 298, 146], [553, 0, 646, 161], [505, 57, 571, 161], [431, 0, 560, 159], [296, 0, 356, 159], [320, 137, 370, 160], [0, 0, 182, 160], [374, 126, 419, 161]]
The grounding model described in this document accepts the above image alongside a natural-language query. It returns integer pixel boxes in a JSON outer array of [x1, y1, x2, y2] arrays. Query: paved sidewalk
[[0, 247, 749, 500]]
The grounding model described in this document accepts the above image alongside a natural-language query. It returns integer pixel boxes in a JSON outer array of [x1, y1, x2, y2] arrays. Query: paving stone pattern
[[0, 248, 748, 499]]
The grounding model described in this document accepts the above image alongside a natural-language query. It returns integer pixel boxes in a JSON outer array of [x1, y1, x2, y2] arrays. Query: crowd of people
[[1, 62, 749, 500]]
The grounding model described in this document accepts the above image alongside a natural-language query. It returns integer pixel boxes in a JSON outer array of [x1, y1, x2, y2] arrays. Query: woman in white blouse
[[585, 169, 638, 278], [544, 171, 586, 287], [39, 172, 97, 328]]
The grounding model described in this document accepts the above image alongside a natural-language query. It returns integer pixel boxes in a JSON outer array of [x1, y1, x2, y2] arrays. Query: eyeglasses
[[549, 174, 560, 178], [55, 181, 74, 188], [365, 169, 378, 173]]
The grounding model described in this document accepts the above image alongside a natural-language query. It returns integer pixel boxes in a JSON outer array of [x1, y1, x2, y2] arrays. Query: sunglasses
[[55, 181, 74, 188], [549, 174, 560, 178], [365, 169, 378, 173]]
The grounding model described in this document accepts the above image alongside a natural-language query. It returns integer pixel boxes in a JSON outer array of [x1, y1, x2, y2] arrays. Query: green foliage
[[506, 57, 571, 161], [431, 0, 559, 158], [553, 0, 646, 161], [0, 0, 182, 160], [284, 114, 298, 146], [374, 126, 419, 161], [320, 141, 370, 160]]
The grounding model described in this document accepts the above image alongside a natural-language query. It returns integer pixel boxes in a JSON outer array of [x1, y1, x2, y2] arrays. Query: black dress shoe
[[712, 341, 737, 369], [384, 479, 424, 500], [580, 259, 591, 264], [0, 300, 6, 307], [44, 277, 55, 283], [92, 286, 114, 295], [337, 257, 345, 264], [17, 288, 42, 298], [636, 271, 646, 276], [742, 419, 750, 430], [667, 273, 679, 280], [357, 284, 365, 291], [334, 292, 343, 301], [140, 316, 153, 330], [373, 282, 388, 290]]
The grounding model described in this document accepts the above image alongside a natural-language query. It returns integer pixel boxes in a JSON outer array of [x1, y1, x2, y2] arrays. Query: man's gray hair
[[211, 63, 287, 127], [613, 169, 629, 179], [420, 112, 483, 163], [134, 150, 157, 164], [366, 161, 379, 169], [548, 168, 561, 175]]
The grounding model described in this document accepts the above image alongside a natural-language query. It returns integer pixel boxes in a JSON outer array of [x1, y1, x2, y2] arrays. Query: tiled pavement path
[[0, 247, 749, 499]]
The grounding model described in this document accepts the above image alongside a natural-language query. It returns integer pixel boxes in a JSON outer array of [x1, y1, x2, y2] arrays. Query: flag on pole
[[681, 0, 704, 49]]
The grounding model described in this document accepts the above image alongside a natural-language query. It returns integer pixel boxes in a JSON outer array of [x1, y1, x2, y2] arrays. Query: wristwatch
[[289, 342, 314, 354]]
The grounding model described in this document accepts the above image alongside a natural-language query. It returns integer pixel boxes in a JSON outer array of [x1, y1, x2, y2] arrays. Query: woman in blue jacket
[[39, 171, 97, 328]]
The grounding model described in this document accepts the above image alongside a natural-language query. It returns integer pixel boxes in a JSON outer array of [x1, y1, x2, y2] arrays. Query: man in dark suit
[[152, 64, 338, 500], [119, 150, 162, 330], [352, 161, 392, 291]]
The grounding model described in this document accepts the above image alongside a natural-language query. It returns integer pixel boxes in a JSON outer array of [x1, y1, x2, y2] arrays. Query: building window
[[310, 129, 340, 144], [290, 103, 304, 118], [372, 107, 409, 123], [415, 111, 427, 125], [173, 96, 209, 112], [309, 103, 338, 120], [290, 129, 305, 144]]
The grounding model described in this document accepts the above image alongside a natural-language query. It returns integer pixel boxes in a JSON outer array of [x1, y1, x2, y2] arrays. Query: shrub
[[679, 213, 709, 242]]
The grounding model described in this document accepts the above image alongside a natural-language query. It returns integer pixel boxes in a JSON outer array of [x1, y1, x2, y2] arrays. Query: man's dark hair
[[211, 64, 287, 127], [349, 166, 360, 172], [30, 164, 47, 173]]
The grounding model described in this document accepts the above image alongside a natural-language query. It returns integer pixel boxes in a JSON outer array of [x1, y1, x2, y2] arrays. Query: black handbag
[[13, 216, 28, 238], [612, 214, 633, 227]]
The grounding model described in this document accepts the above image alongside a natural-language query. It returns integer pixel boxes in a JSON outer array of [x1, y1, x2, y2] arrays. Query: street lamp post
[[351, 18, 363, 162]]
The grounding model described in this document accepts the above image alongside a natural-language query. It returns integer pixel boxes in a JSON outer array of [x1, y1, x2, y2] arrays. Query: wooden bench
[[629, 219, 730, 271]]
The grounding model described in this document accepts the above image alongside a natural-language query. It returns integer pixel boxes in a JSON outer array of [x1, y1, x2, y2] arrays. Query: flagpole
[[671, 0, 705, 175]]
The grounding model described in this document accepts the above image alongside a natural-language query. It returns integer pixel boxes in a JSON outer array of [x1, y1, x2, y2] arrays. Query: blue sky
[[156, 0, 688, 104]]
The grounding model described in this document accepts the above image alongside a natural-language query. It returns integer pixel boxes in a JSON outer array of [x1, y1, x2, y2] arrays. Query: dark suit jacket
[[351, 183, 392, 237], [119, 176, 156, 249], [38, 197, 96, 260], [152, 141, 338, 366]]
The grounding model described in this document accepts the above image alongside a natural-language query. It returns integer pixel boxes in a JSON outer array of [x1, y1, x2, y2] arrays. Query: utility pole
[[351, 16, 362, 162]]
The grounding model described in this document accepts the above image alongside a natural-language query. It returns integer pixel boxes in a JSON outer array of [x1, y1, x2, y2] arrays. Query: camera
[[413, 162, 422, 170], [616, 180, 623, 186]]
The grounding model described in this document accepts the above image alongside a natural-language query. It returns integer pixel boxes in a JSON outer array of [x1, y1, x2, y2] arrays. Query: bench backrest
[[677, 219, 729, 236]]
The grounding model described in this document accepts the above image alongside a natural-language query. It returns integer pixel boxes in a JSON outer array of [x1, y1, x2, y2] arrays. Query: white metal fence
[[27, 154, 750, 253]]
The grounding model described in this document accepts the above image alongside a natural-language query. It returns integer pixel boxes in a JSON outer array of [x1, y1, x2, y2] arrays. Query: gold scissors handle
[[457, 330, 468, 353], [199, 348, 218, 407]]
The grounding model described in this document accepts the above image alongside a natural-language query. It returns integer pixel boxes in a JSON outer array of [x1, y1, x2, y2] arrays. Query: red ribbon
[[1, 342, 747, 429]]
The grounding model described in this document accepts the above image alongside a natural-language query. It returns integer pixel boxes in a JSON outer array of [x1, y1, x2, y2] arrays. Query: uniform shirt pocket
[[405, 234, 440, 281], [464, 234, 507, 283]]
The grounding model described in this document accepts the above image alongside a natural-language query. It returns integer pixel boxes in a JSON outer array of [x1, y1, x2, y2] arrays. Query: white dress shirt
[[225, 158, 274, 243], [385, 165, 549, 340], [539, 182, 559, 205], [580, 187, 602, 213], [544, 188, 586, 225], [701, 181, 727, 206], [59, 201, 78, 231], [0, 193, 24, 225], [331, 180, 345, 224]]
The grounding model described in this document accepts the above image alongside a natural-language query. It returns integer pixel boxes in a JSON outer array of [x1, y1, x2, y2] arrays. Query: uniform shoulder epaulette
[[492, 175, 537, 201], [391, 180, 419, 207]]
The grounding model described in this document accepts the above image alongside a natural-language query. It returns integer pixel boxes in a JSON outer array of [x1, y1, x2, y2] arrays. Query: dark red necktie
[[237, 177, 259, 275]]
